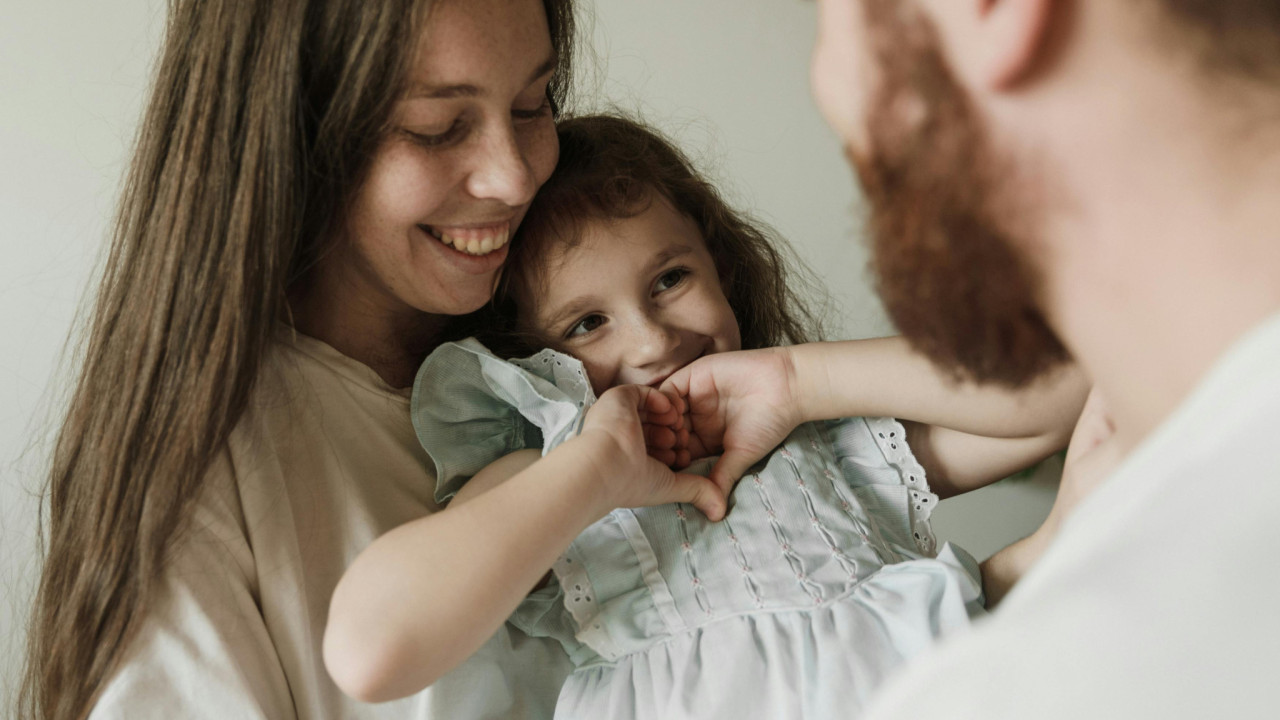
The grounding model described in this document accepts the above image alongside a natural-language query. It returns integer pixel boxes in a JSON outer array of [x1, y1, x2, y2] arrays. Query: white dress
[[413, 339, 986, 719]]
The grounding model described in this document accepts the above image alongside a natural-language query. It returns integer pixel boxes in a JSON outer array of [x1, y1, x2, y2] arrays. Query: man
[[664, 0, 1280, 715]]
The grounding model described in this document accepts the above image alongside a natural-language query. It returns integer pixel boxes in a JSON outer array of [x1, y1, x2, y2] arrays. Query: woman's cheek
[[525, 117, 560, 188]]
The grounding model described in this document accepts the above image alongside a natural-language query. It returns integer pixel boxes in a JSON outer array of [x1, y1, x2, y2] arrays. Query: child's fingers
[[648, 447, 677, 467], [666, 391, 687, 421], [674, 448, 691, 469], [669, 472, 727, 522], [708, 449, 758, 496], [675, 425, 689, 451], [635, 386, 680, 427], [644, 423, 678, 450]]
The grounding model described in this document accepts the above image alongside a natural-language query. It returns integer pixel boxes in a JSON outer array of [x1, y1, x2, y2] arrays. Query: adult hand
[[660, 347, 806, 496], [981, 386, 1123, 607], [577, 385, 728, 521], [1051, 387, 1122, 522]]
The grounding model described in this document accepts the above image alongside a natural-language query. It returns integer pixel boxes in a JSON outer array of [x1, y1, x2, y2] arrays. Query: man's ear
[[923, 0, 1057, 90]]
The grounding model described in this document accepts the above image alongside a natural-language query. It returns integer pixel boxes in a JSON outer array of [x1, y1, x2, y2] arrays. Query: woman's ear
[[924, 0, 1058, 90]]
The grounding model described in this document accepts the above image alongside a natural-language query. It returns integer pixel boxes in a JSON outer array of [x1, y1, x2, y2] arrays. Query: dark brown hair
[[460, 114, 824, 357], [20, 1, 575, 718], [1153, 0, 1280, 80]]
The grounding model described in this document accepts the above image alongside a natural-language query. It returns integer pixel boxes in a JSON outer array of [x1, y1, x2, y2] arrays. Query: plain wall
[[0, 0, 1057, 707]]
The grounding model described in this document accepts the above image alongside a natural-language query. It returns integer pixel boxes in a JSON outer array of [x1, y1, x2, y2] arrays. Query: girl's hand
[[660, 347, 805, 496], [577, 385, 728, 521]]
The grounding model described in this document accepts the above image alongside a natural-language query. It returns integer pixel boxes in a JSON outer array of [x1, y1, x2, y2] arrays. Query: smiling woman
[[18, 0, 577, 719], [290, 0, 566, 388]]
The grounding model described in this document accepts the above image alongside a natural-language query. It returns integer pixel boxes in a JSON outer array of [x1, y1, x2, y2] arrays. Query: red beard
[[849, 0, 1070, 387]]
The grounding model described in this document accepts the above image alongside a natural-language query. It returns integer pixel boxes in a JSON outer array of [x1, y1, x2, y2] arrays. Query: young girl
[[325, 115, 1087, 717]]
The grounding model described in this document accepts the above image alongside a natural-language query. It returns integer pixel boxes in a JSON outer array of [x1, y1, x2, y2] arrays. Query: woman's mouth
[[421, 223, 511, 257]]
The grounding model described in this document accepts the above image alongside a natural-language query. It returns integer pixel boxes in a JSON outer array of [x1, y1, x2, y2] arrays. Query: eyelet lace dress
[[412, 339, 985, 719]]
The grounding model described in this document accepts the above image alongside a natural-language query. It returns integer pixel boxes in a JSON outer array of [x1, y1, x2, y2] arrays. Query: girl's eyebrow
[[645, 245, 694, 275], [407, 54, 558, 100], [541, 295, 600, 334]]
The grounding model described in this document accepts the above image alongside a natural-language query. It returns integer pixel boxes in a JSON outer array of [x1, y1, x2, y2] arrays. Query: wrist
[[551, 430, 624, 520], [786, 343, 832, 423]]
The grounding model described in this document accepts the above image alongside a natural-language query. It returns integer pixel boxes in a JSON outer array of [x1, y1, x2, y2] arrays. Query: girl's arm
[[790, 337, 1088, 496], [667, 337, 1087, 498], [323, 386, 724, 704]]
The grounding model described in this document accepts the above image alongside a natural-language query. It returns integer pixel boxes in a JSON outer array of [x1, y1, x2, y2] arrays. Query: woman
[[21, 0, 579, 717]]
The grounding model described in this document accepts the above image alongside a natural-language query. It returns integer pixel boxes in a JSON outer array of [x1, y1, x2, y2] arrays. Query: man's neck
[[1037, 89, 1280, 450]]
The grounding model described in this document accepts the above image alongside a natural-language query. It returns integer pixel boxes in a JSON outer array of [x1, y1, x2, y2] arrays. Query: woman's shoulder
[[266, 325, 412, 400]]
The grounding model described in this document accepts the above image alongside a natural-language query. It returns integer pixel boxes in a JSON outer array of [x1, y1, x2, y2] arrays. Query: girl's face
[[525, 195, 743, 394], [334, 0, 559, 319]]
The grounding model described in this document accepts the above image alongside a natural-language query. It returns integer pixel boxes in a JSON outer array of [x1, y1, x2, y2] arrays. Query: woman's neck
[[289, 274, 448, 390]]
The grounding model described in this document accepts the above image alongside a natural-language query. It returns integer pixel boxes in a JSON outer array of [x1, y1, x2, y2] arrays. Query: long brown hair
[[19, 1, 575, 718], [459, 114, 825, 358]]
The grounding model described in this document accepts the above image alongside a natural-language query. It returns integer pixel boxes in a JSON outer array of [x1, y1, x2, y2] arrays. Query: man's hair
[[1156, 0, 1280, 80]]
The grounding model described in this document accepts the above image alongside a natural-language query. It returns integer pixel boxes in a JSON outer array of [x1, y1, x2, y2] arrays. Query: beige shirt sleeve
[[89, 333, 573, 719], [91, 453, 297, 720]]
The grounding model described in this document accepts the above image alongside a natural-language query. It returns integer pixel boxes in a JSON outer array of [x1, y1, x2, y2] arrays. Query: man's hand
[[980, 387, 1123, 607]]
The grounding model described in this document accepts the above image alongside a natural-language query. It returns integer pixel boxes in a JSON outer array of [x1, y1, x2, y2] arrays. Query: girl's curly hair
[[452, 113, 826, 357]]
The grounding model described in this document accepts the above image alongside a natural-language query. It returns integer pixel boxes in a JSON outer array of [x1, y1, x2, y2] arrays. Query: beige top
[[864, 312, 1280, 719], [91, 329, 571, 719]]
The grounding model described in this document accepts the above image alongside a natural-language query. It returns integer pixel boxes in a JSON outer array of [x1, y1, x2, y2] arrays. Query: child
[[325, 115, 1087, 717]]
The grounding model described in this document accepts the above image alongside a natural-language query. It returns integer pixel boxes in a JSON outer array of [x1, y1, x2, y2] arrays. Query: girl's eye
[[405, 120, 469, 148], [566, 314, 606, 339], [654, 268, 689, 293]]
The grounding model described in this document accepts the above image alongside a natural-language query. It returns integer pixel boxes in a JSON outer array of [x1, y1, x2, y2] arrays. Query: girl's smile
[[524, 194, 742, 394]]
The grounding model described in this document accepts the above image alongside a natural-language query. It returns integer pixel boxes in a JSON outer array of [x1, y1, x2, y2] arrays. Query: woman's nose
[[465, 125, 537, 207]]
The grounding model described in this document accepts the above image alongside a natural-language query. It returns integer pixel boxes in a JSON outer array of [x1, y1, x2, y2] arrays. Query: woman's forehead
[[408, 0, 554, 91]]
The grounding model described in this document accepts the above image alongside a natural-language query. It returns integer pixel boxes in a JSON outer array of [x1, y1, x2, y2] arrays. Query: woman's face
[[338, 0, 559, 319]]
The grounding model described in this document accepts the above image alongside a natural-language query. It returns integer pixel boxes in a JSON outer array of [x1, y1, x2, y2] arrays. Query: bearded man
[[663, 0, 1280, 716]]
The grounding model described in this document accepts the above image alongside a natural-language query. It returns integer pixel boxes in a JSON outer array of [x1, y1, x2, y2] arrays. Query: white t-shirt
[[865, 312, 1280, 719], [91, 329, 572, 719]]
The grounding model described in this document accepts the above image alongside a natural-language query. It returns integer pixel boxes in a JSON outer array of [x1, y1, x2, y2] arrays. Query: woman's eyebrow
[[407, 53, 558, 100]]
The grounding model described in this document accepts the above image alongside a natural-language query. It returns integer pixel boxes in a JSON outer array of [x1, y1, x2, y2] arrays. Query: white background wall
[[0, 0, 1057, 708]]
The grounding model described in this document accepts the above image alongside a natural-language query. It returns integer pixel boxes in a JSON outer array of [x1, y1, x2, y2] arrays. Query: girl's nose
[[629, 316, 682, 368], [465, 125, 538, 207]]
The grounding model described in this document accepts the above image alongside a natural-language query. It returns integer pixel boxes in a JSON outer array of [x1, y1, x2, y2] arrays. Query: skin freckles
[[294, 0, 561, 386], [524, 195, 742, 395]]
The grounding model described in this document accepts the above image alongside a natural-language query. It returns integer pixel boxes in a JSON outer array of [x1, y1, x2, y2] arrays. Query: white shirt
[[91, 329, 571, 719], [865, 312, 1280, 719]]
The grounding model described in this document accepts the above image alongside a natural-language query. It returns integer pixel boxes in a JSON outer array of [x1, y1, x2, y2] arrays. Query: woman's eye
[[513, 97, 552, 122], [654, 268, 689, 293], [405, 120, 468, 148], [566, 314, 606, 338]]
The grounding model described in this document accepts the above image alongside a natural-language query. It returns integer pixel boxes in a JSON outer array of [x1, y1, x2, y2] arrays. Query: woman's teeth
[[426, 225, 510, 256]]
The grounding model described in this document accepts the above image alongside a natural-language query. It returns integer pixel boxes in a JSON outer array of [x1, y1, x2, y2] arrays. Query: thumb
[[669, 472, 728, 522], [708, 449, 758, 497]]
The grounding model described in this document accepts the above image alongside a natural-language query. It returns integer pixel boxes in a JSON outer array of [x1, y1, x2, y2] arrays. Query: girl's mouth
[[421, 223, 511, 257]]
